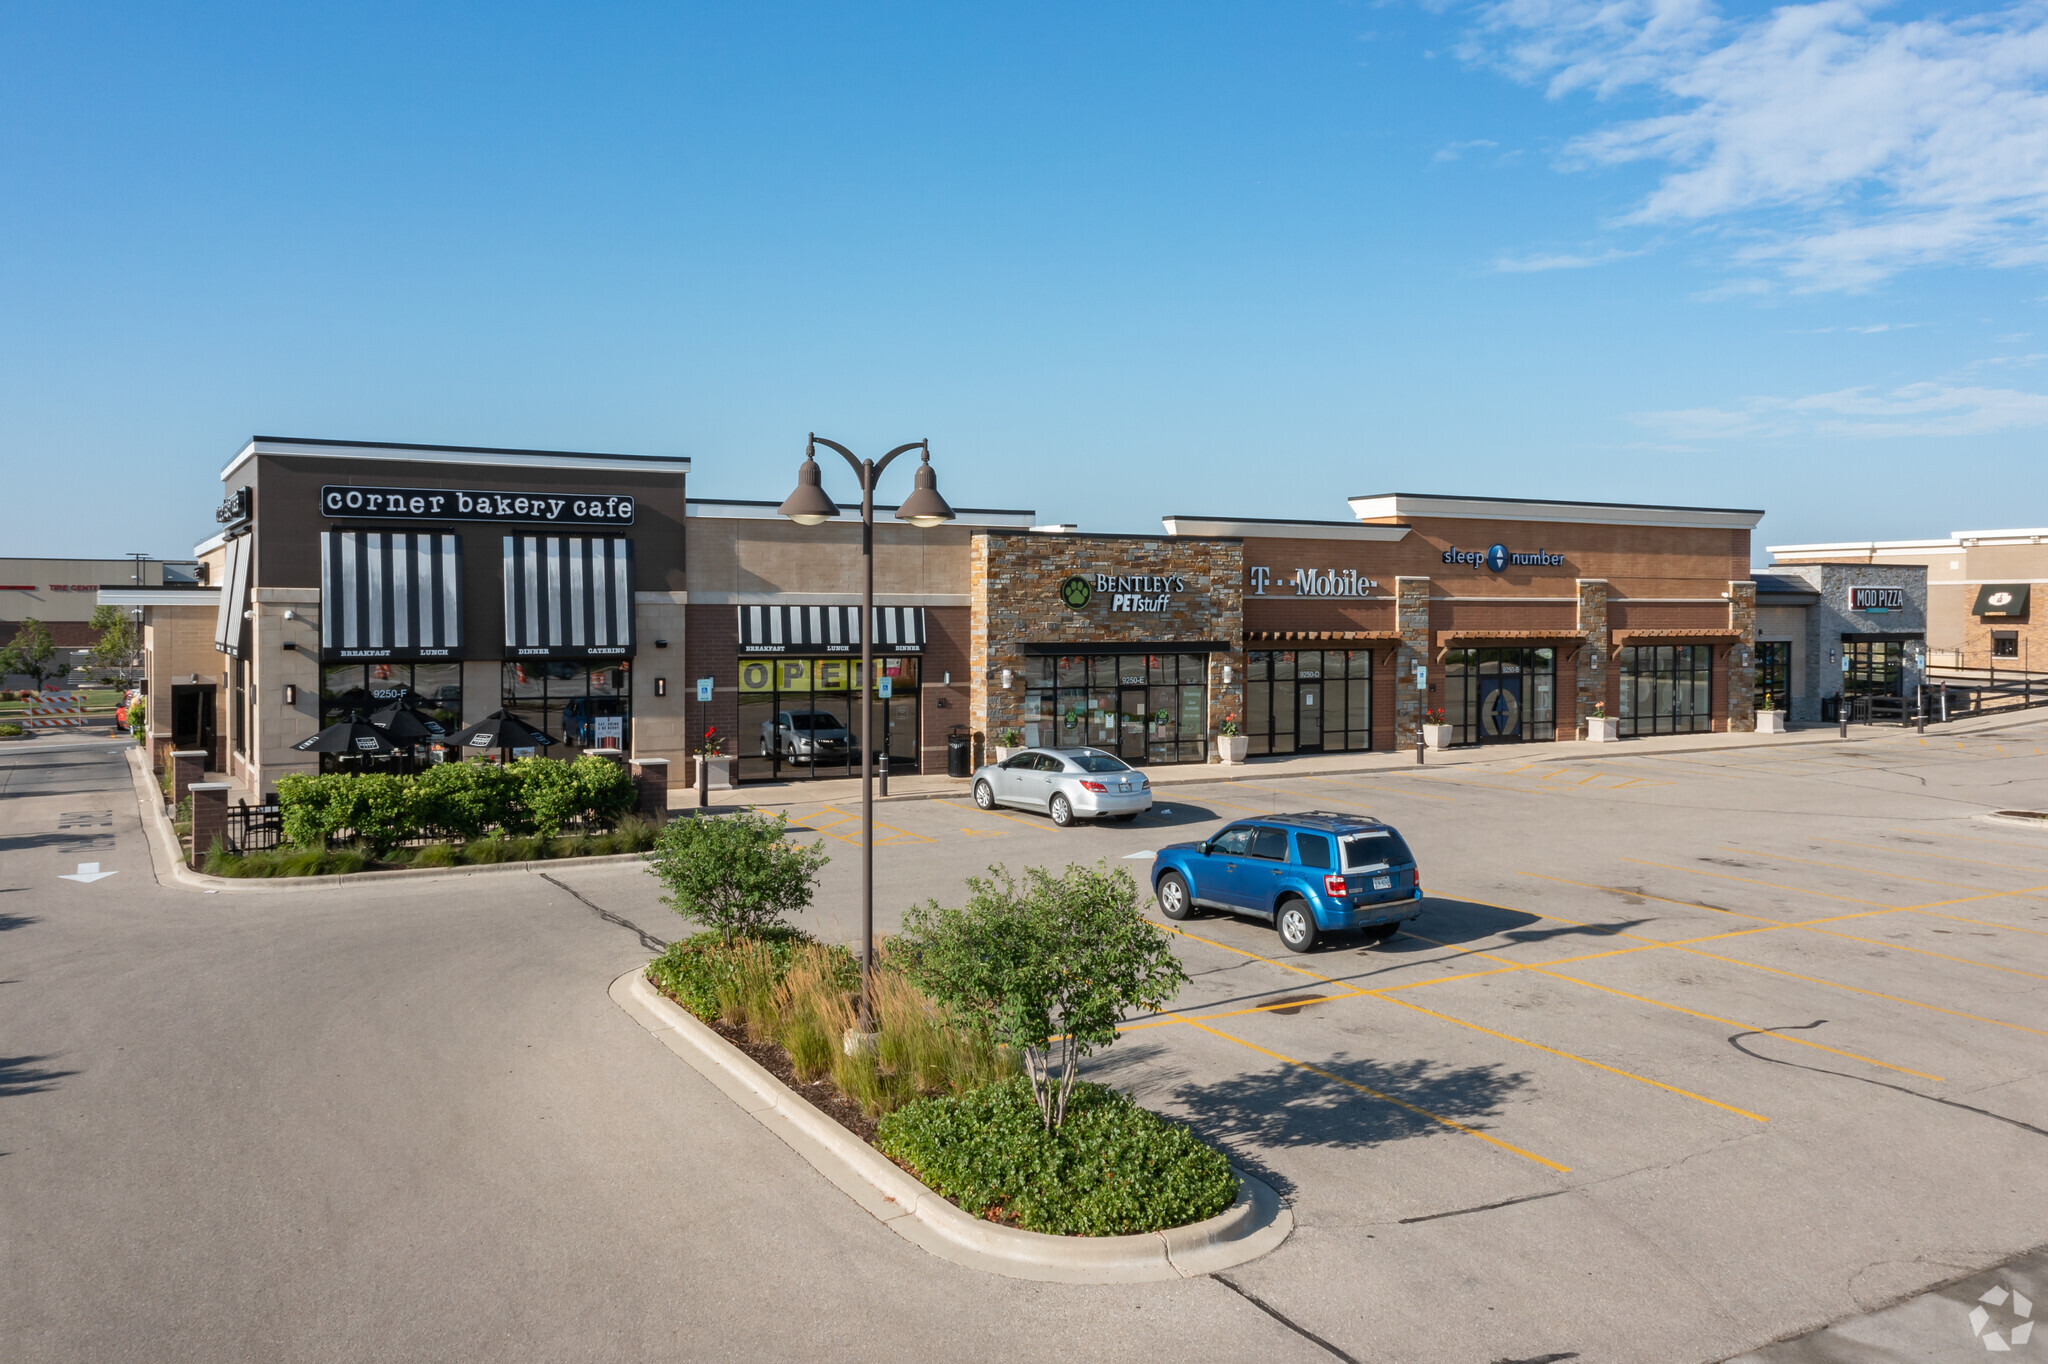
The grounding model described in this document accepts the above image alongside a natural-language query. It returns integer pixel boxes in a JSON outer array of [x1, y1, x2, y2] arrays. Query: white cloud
[[1636, 378, 2048, 438], [1459, 0, 2048, 290], [1492, 245, 1642, 271], [1434, 137, 1501, 162]]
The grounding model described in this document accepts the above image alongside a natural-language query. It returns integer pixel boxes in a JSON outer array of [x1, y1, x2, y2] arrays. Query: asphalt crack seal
[[1397, 1189, 1568, 1225], [539, 872, 668, 952], [1213, 1273, 1363, 1364]]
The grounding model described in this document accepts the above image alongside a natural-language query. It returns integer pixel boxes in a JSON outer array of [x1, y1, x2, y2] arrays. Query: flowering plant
[[1425, 707, 1445, 724], [1217, 714, 1241, 737], [1589, 703, 1608, 720], [694, 725, 727, 757]]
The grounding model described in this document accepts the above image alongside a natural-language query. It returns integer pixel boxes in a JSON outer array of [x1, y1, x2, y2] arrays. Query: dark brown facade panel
[[920, 606, 971, 772], [684, 603, 739, 757]]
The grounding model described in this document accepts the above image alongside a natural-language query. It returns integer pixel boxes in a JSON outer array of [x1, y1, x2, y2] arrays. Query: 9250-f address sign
[[321, 485, 635, 526]]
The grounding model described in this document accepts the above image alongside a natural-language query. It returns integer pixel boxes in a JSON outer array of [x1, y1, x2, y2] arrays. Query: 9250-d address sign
[[321, 484, 635, 526]]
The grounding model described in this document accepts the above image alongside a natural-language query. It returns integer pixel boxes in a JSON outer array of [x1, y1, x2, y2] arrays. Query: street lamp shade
[[778, 450, 840, 526], [893, 451, 955, 528]]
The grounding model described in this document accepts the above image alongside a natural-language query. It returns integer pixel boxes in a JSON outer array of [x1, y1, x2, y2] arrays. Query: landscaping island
[[644, 812, 1238, 1238]]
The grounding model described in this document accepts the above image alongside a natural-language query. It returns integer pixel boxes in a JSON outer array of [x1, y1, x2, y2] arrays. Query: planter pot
[[1755, 710, 1788, 734], [1586, 716, 1620, 743], [695, 755, 736, 789], [991, 745, 1024, 764], [1216, 734, 1249, 765], [1422, 723, 1454, 750]]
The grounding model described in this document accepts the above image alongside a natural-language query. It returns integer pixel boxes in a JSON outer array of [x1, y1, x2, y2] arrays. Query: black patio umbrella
[[444, 708, 558, 758], [366, 701, 443, 744], [293, 716, 402, 756]]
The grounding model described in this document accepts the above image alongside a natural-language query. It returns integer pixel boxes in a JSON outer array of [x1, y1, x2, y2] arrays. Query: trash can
[[947, 727, 972, 778]]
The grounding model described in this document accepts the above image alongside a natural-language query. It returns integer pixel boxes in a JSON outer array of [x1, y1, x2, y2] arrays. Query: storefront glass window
[[320, 662, 464, 731], [1443, 648, 1556, 746], [734, 656, 919, 783], [1244, 650, 1373, 754], [1023, 654, 1208, 764], [1841, 638, 1905, 698], [500, 660, 632, 755], [1755, 642, 1790, 713], [1618, 645, 1712, 736]]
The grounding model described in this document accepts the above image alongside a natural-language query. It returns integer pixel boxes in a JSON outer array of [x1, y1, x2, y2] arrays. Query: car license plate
[[1372, 875, 1392, 890]]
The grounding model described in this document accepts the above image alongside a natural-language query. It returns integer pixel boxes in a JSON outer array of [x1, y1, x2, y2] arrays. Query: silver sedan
[[970, 747, 1153, 826]]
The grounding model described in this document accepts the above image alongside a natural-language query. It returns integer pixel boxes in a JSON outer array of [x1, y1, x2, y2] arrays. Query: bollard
[[1415, 730, 1425, 765], [878, 752, 890, 798], [1839, 697, 1849, 739], [697, 753, 708, 808]]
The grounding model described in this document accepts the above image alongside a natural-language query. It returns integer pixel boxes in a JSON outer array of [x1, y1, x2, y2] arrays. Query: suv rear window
[[1294, 832, 1333, 869], [1341, 828, 1415, 869]]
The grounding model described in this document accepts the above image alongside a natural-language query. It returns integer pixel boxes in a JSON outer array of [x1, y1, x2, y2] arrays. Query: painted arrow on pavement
[[59, 862, 118, 883]]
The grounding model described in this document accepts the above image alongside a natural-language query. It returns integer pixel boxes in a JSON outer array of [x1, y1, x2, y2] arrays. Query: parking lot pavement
[[615, 720, 2048, 1361], [9, 722, 2048, 1362]]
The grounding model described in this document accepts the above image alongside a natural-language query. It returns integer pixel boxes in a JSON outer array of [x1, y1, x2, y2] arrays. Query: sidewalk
[[670, 708, 2048, 813]]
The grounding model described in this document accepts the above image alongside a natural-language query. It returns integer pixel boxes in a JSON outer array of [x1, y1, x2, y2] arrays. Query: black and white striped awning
[[213, 532, 253, 659], [321, 532, 465, 660], [503, 535, 635, 658], [736, 604, 925, 655]]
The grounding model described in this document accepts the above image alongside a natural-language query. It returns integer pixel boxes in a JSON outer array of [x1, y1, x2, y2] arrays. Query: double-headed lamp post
[[779, 434, 954, 1032]]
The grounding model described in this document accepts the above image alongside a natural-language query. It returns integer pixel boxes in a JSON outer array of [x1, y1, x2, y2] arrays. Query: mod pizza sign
[[1850, 585, 1907, 612]]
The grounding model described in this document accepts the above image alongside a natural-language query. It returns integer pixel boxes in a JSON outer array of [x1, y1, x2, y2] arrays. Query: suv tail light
[[1079, 780, 1108, 793], [1323, 873, 1348, 897]]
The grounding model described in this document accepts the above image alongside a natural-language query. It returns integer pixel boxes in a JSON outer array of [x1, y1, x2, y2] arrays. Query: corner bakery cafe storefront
[[155, 438, 688, 793]]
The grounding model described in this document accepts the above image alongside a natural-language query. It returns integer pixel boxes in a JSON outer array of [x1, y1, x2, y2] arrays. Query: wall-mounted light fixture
[[282, 641, 296, 652], [654, 677, 667, 697], [942, 672, 951, 686], [1222, 664, 1233, 685], [1001, 669, 1013, 689], [283, 609, 296, 621], [284, 684, 297, 705], [655, 638, 669, 648]]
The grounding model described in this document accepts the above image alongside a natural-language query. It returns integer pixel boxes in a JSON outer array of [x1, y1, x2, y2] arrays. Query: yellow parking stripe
[[1146, 923, 1768, 1122], [1167, 1014, 1573, 1173], [1398, 928, 1942, 1081]]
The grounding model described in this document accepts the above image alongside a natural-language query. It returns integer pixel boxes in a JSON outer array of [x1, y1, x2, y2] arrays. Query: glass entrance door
[[1478, 666, 1523, 741], [1297, 677, 1324, 749]]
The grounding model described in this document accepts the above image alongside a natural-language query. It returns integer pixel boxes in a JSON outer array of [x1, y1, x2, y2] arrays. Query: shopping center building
[[120, 437, 1769, 793]]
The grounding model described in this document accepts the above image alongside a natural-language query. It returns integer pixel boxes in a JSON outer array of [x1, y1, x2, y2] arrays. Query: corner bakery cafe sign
[[322, 485, 635, 526]]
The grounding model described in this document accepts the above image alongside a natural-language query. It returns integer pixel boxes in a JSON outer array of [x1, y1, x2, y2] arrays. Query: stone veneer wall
[[1575, 579, 1609, 739], [1394, 577, 1430, 747], [1726, 579, 1757, 732], [970, 533, 1244, 760]]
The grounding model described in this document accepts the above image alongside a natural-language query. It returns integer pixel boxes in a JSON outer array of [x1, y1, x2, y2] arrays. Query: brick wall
[[921, 606, 970, 772], [684, 603, 739, 760]]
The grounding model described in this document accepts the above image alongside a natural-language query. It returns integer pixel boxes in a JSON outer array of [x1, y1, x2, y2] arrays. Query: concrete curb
[[1979, 812, 2048, 832], [121, 746, 651, 893], [611, 967, 1292, 1283]]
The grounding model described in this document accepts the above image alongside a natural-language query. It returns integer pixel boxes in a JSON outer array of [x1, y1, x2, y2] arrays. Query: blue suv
[[1150, 811, 1425, 953]]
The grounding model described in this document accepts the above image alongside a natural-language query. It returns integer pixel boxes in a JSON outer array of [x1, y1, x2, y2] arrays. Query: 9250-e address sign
[[321, 484, 635, 526]]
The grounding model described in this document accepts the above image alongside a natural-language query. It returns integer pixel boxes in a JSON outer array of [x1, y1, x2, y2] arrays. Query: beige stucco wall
[[686, 516, 974, 603], [632, 594, 688, 764], [247, 588, 322, 790]]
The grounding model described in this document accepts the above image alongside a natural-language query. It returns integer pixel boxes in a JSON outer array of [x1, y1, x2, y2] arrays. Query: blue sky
[[5, 2, 2045, 562]]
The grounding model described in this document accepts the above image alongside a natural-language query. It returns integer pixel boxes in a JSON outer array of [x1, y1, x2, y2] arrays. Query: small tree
[[896, 862, 1189, 1131], [0, 618, 57, 690], [647, 807, 831, 941], [89, 605, 137, 670]]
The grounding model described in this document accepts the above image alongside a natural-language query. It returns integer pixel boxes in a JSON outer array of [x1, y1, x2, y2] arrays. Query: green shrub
[[647, 807, 831, 941], [0, 722, 21, 737], [875, 1077, 1236, 1236], [896, 862, 1188, 1130], [646, 928, 838, 1022], [412, 761, 521, 839], [411, 843, 461, 868]]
